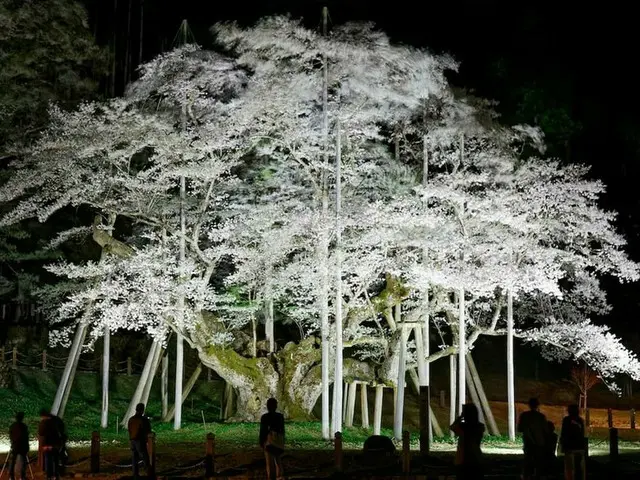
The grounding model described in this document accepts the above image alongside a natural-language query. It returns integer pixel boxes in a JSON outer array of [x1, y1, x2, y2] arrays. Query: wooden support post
[[430, 407, 444, 437], [91, 431, 100, 473], [205, 433, 215, 477], [408, 368, 420, 395], [148, 432, 156, 480], [42, 350, 47, 371], [408, 366, 442, 439], [223, 382, 234, 420], [342, 381, 348, 420], [419, 385, 430, 457], [439, 390, 446, 408], [346, 382, 357, 427], [164, 363, 203, 421], [161, 355, 169, 420], [360, 383, 369, 429], [610, 427, 618, 462], [334, 432, 343, 472], [631, 409, 636, 430], [127, 357, 132, 376], [12, 346, 17, 369], [393, 386, 398, 420], [207, 367, 212, 382], [466, 354, 499, 436], [607, 408, 613, 429], [373, 385, 383, 435], [465, 363, 485, 423], [402, 430, 410, 473]]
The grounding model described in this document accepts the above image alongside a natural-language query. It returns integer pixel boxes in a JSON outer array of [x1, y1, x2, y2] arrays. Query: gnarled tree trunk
[[197, 336, 373, 421]]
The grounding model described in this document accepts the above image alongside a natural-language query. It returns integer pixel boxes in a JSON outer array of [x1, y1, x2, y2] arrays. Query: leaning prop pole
[[51, 322, 87, 416], [53, 214, 120, 418], [121, 341, 160, 425]]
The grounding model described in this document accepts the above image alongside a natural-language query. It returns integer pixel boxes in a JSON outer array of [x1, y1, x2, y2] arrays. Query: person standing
[[450, 403, 485, 479], [517, 398, 549, 479], [38, 409, 61, 480], [560, 404, 586, 480], [127, 403, 152, 480], [49, 413, 67, 475], [9, 412, 29, 480], [259, 398, 285, 480]]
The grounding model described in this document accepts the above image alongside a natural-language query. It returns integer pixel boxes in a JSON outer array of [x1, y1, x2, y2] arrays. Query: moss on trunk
[[198, 336, 375, 421]]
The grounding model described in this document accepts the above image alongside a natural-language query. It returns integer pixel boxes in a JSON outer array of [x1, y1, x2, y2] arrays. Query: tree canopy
[[1, 15, 638, 419]]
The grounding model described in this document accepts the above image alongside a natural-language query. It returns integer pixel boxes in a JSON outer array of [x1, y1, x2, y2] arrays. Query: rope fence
[[0, 428, 626, 479], [0, 346, 145, 375]]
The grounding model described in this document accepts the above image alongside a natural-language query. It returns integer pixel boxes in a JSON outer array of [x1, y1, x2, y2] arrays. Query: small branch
[[364, 290, 384, 334], [426, 346, 456, 363], [343, 336, 387, 349]]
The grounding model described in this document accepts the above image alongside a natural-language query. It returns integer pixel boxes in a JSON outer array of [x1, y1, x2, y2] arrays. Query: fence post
[[127, 357, 132, 376], [609, 427, 618, 462], [12, 346, 17, 369], [90, 431, 100, 473], [630, 409, 636, 430], [42, 350, 47, 371], [148, 432, 156, 480], [402, 430, 411, 473], [419, 385, 430, 457], [205, 433, 215, 477], [607, 408, 613, 428], [334, 432, 343, 472]]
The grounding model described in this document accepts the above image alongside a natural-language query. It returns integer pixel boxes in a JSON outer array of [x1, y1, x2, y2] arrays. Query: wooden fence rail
[[0, 346, 140, 375]]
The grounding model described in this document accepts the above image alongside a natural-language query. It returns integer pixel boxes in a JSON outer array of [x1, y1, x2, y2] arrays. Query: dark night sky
[[86, 0, 640, 335]]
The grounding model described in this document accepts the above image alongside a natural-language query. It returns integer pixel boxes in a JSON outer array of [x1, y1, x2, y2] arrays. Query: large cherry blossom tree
[[0, 15, 638, 426]]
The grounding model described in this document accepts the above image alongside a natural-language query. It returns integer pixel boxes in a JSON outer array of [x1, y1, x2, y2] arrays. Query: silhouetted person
[[560, 404, 586, 480], [259, 398, 285, 480], [38, 409, 62, 480], [9, 412, 29, 480], [451, 403, 485, 479], [49, 413, 67, 474], [518, 397, 548, 479], [127, 403, 152, 480]]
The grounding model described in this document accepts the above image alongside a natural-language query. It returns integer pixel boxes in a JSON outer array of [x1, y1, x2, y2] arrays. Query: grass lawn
[[1, 368, 639, 477], [0, 369, 638, 458]]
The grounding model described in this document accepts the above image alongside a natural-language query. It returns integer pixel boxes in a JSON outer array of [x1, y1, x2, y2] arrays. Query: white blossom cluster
[[0, 16, 638, 388]]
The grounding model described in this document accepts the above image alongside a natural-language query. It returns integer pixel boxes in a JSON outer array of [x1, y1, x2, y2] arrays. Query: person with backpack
[[38, 409, 62, 480], [127, 403, 153, 480], [560, 404, 586, 480], [259, 398, 285, 480], [9, 412, 29, 480], [517, 398, 549, 479]]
